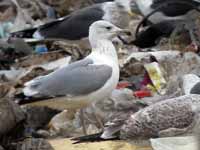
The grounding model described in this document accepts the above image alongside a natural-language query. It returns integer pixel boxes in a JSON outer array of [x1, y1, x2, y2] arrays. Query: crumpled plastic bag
[[0, 22, 13, 38], [144, 62, 167, 95], [151, 136, 198, 150], [182, 74, 200, 95]]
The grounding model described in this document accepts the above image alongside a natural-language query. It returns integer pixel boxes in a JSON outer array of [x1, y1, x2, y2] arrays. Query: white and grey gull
[[20, 20, 130, 134]]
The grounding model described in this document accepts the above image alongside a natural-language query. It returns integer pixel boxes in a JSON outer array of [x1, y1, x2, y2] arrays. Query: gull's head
[[115, 0, 137, 16], [89, 20, 130, 44], [128, 0, 142, 16]]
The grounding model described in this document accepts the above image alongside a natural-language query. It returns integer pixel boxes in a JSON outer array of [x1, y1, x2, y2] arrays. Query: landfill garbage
[[48, 110, 79, 137], [0, 68, 24, 81], [35, 44, 48, 54], [133, 90, 152, 98], [8, 38, 33, 55], [16, 138, 54, 150], [182, 74, 200, 95], [151, 136, 198, 150], [22, 106, 60, 131], [144, 62, 167, 95], [116, 81, 132, 89], [0, 98, 25, 138], [0, 22, 13, 38]]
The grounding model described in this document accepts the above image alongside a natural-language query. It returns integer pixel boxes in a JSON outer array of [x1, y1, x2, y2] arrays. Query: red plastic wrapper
[[134, 90, 152, 98], [116, 81, 131, 89], [141, 71, 152, 87]]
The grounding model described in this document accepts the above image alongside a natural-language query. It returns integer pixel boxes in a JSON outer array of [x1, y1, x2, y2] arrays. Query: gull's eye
[[106, 26, 112, 30]]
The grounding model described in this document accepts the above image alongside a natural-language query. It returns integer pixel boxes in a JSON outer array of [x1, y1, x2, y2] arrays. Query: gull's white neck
[[135, 0, 153, 16], [90, 39, 118, 63]]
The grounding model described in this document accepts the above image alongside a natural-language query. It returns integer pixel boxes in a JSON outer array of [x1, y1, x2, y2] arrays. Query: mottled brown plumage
[[72, 94, 200, 143], [120, 94, 200, 139]]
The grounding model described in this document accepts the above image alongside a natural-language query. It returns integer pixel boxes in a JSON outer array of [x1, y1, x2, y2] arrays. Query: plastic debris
[[35, 44, 48, 54], [182, 74, 200, 95], [151, 136, 198, 150], [133, 90, 152, 98], [144, 62, 167, 95], [0, 22, 13, 38], [116, 81, 132, 89], [0, 68, 24, 81]]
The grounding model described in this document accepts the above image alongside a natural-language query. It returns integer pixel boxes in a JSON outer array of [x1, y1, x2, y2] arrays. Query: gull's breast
[[87, 54, 119, 102]]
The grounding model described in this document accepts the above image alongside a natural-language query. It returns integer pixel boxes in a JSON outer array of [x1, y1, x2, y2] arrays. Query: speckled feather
[[120, 94, 200, 139]]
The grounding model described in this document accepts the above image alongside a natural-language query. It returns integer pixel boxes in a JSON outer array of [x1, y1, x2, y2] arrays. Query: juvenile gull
[[22, 20, 130, 134], [72, 94, 200, 143], [10, 0, 133, 49]]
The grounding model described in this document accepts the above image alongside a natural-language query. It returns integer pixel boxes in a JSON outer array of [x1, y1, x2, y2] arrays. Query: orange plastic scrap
[[116, 81, 132, 89]]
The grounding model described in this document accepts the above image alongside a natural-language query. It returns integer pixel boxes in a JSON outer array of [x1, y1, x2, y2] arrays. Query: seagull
[[10, 0, 134, 49], [72, 94, 200, 143], [119, 20, 176, 48], [126, 0, 200, 49], [132, 0, 200, 24], [20, 20, 130, 134]]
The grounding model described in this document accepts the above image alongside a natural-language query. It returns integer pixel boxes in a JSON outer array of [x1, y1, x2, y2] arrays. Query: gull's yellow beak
[[128, 10, 136, 17], [116, 29, 132, 36], [128, 2, 142, 17]]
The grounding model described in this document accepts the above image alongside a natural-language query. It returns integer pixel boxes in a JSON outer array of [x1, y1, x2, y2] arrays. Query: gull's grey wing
[[24, 58, 112, 97]]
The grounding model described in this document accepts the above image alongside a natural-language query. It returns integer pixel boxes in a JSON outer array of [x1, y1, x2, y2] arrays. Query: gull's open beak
[[116, 29, 132, 36], [128, 10, 136, 17]]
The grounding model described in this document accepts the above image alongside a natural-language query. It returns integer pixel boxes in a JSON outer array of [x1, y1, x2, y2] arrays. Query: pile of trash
[[1, 0, 200, 150]]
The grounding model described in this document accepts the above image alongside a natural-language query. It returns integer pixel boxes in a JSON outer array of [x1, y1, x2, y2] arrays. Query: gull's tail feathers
[[14, 92, 51, 105], [23, 75, 47, 97], [10, 27, 38, 38], [15, 76, 50, 105], [71, 132, 119, 144], [23, 79, 41, 97]]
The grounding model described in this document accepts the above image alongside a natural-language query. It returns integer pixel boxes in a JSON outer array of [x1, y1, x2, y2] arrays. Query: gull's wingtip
[[71, 132, 119, 144], [23, 86, 39, 97], [71, 132, 103, 144], [33, 31, 44, 40]]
